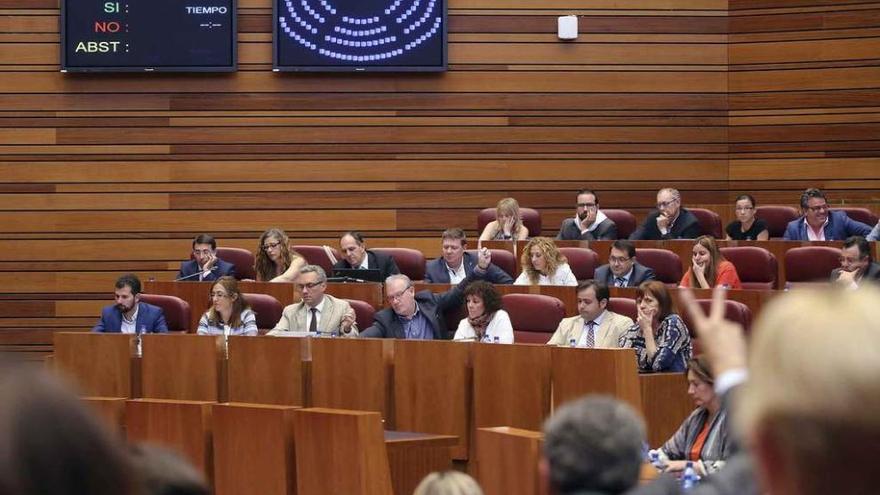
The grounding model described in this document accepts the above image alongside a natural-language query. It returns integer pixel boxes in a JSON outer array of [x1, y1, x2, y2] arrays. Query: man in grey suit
[[594, 240, 656, 288], [830, 236, 880, 288], [268, 265, 357, 337]]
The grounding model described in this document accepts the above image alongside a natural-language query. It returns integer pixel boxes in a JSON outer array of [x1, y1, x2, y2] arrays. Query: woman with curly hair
[[254, 227, 306, 283], [479, 197, 529, 242], [453, 281, 513, 343], [514, 237, 577, 286]]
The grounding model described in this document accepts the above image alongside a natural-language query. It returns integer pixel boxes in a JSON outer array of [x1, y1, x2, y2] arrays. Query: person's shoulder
[[100, 304, 117, 316], [606, 310, 634, 326], [140, 302, 163, 314], [558, 314, 581, 326], [718, 260, 736, 271], [324, 293, 350, 308], [559, 217, 577, 228], [282, 300, 305, 313]]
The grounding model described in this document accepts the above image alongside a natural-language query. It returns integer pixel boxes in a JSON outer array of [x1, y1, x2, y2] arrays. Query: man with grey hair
[[541, 395, 646, 495], [269, 264, 357, 336], [630, 188, 701, 240]]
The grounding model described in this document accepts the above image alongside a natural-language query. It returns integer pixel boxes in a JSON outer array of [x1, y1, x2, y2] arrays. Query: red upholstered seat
[[140, 294, 191, 332], [242, 293, 284, 331], [607, 297, 637, 322], [784, 246, 840, 288], [292, 245, 341, 275], [634, 248, 683, 286], [344, 299, 376, 331], [603, 209, 637, 239], [373, 247, 426, 281], [755, 206, 799, 239], [465, 249, 516, 278], [502, 293, 565, 344], [216, 247, 256, 281], [832, 207, 878, 227], [477, 207, 542, 237], [720, 246, 778, 290], [680, 299, 753, 354], [557, 247, 599, 281], [689, 208, 723, 238]]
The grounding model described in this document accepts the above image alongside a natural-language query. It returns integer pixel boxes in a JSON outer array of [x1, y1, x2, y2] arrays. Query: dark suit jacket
[[594, 262, 656, 287], [176, 258, 236, 282], [424, 251, 513, 284], [630, 208, 701, 240], [783, 210, 872, 241], [830, 262, 880, 285], [361, 282, 469, 340], [556, 216, 618, 241], [333, 250, 400, 281], [92, 302, 168, 333]]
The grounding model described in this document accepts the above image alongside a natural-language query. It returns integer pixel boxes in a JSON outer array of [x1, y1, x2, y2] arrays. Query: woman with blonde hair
[[479, 197, 529, 241], [514, 237, 577, 286], [679, 235, 742, 289], [197, 276, 257, 336], [254, 227, 306, 283], [413, 471, 484, 495]]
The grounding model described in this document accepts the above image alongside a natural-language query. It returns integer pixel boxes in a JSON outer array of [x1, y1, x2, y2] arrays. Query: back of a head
[[543, 395, 645, 495], [413, 471, 484, 495], [740, 286, 880, 495], [0, 363, 136, 495]]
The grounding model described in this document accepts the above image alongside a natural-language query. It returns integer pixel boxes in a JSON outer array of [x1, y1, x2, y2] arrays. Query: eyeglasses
[[577, 203, 597, 209], [656, 199, 678, 209], [210, 292, 230, 299], [609, 255, 631, 263], [806, 204, 829, 213], [262, 241, 282, 251], [386, 285, 412, 302], [295, 281, 324, 291]]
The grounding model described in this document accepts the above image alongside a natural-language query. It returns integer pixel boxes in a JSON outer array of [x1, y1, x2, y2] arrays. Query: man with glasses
[[333, 231, 400, 280], [176, 234, 236, 282], [594, 240, 656, 288], [830, 236, 880, 288], [630, 188, 701, 240], [556, 189, 618, 240], [269, 265, 358, 336], [783, 188, 872, 241]]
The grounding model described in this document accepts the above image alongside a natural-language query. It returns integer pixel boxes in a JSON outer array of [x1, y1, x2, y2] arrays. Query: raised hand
[[679, 286, 747, 375]]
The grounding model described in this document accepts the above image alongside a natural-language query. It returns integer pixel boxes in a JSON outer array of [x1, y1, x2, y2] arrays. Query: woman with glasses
[[197, 276, 257, 336], [254, 228, 306, 283], [454, 281, 513, 343], [680, 235, 742, 289], [619, 281, 691, 372], [725, 194, 769, 241]]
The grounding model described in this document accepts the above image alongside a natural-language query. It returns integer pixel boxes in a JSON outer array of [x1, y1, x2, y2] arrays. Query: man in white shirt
[[546, 280, 633, 347], [269, 265, 358, 337], [424, 228, 513, 284]]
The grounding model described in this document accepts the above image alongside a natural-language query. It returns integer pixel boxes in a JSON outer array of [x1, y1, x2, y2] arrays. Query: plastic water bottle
[[681, 461, 699, 490], [493, 335, 500, 344], [135, 325, 146, 358], [569, 338, 577, 347]]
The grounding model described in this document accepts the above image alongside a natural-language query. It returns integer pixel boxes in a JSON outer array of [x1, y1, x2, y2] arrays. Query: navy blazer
[[332, 250, 400, 281], [92, 302, 168, 333], [176, 258, 236, 282], [783, 210, 872, 241], [424, 252, 513, 284], [594, 262, 656, 288], [630, 208, 701, 240], [361, 287, 465, 340]]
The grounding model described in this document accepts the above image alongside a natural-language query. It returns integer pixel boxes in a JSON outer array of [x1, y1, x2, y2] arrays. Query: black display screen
[[273, 0, 446, 72], [61, 0, 236, 72]]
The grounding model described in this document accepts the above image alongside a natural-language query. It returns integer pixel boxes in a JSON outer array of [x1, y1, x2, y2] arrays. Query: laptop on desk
[[329, 268, 383, 283]]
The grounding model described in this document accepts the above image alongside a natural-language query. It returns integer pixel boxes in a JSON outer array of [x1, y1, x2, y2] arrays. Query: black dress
[[725, 219, 769, 240]]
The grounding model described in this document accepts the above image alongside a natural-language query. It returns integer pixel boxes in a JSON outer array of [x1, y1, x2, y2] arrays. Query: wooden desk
[[475, 427, 545, 495], [54, 332, 135, 397], [385, 431, 457, 495], [141, 334, 224, 402], [472, 343, 551, 433], [550, 347, 642, 411], [227, 336, 308, 406], [639, 373, 693, 448]]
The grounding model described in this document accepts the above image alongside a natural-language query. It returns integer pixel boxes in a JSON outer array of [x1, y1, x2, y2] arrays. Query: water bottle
[[493, 335, 500, 344], [569, 338, 577, 348], [681, 461, 698, 490], [135, 325, 146, 358]]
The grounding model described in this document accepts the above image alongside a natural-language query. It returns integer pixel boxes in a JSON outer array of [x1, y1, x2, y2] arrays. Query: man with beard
[[92, 274, 168, 333], [556, 189, 618, 241]]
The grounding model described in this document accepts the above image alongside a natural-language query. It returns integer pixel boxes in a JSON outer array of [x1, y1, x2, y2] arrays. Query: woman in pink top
[[679, 235, 742, 289]]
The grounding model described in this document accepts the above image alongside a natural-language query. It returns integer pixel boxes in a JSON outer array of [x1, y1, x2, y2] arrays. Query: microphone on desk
[[175, 266, 218, 282]]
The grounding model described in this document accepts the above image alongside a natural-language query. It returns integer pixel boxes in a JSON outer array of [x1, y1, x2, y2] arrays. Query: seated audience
[[196, 276, 257, 336], [619, 281, 691, 372], [830, 235, 880, 288], [454, 280, 513, 343], [547, 280, 634, 347], [176, 233, 236, 282], [130, 443, 209, 495], [514, 237, 577, 286], [269, 265, 358, 336], [630, 188, 701, 240], [724, 194, 769, 241], [679, 235, 742, 289], [594, 240, 657, 288], [649, 355, 731, 477], [542, 395, 646, 495], [414, 471, 484, 495], [556, 189, 618, 240], [425, 228, 513, 284], [479, 197, 529, 241], [783, 188, 872, 240], [255, 227, 306, 283], [92, 273, 168, 333], [333, 230, 400, 280]]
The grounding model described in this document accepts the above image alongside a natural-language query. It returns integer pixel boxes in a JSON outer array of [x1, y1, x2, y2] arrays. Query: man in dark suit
[[333, 231, 400, 280], [594, 240, 656, 288], [830, 236, 880, 288], [176, 234, 236, 282], [556, 188, 618, 241], [630, 188, 701, 240], [92, 274, 168, 333], [424, 228, 513, 284], [783, 188, 872, 241]]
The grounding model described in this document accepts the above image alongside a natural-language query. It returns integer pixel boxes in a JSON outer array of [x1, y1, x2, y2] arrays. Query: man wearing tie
[[546, 280, 633, 347], [176, 234, 236, 282], [268, 265, 358, 337], [594, 240, 656, 288]]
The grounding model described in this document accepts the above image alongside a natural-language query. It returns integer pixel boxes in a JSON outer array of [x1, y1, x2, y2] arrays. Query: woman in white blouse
[[514, 237, 577, 286], [454, 281, 514, 343], [197, 276, 258, 336]]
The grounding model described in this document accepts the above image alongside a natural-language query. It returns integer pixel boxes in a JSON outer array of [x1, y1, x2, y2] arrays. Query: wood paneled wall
[[1, 0, 878, 354]]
